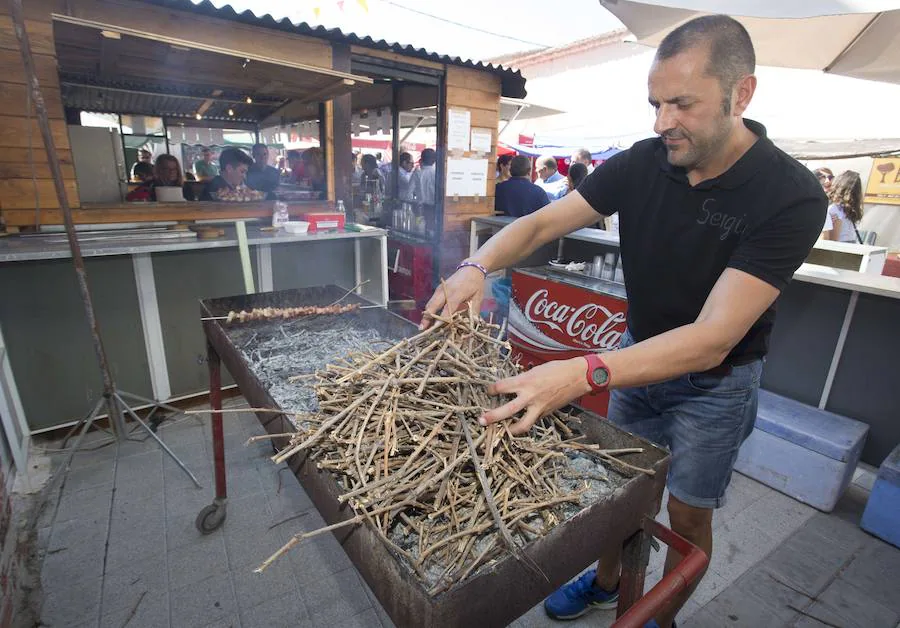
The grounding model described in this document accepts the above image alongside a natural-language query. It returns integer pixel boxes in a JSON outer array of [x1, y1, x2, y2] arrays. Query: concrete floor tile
[[68, 440, 120, 470], [231, 557, 297, 611], [330, 607, 384, 628], [101, 553, 168, 615], [286, 533, 353, 588], [220, 492, 272, 532], [713, 475, 770, 530], [791, 618, 832, 627], [55, 485, 113, 524], [681, 607, 727, 628], [100, 591, 169, 628], [157, 419, 208, 446], [737, 490, 816, 544], [676, 598, 703, 624], [838, 539, 900, 614], [239, 590, 310, 628], [168, 533, 229, 589], [166, 511, 224, 551], [112, 478, 165, 511], [708, 517, 779, 585], [40, 540, 105, 588], [224, 524, 288, 571], [764, 527, 857, 598], [299, 566, 372, 627], [116, 437, 161, 459], [805, 577, 899, 628], [62, 460, 116, 493], [514, 602, 613, 627], [698, 585, 798, 628], [224, 464, 264, 498], [199, 613, 241, 628], [114, 451, 163, 489], [801, 511, 872, 551], [165, 484, 215, 518], [40, 575, 103, 627], [47, 515, 108, 553], [734, 565, 813, 621], [170, 574, 237, 628], [108, 498, 165, 543], [104, 526, 166, 573]]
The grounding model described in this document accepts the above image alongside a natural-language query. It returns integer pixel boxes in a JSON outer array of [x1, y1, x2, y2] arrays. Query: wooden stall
[[0, 0, 526, 434]]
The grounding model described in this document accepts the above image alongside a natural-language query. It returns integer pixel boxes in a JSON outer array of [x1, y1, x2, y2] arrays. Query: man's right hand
[[420, 265, 487, 329]]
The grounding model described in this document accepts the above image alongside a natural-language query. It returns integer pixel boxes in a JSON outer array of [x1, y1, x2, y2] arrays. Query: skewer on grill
[[200, 299, 417, 322]]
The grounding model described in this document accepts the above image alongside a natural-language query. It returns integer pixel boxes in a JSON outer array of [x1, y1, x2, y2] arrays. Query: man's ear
[[732, 74, 757, 118]]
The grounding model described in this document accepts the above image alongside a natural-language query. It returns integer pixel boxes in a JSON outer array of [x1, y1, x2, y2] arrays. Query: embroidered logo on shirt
[[697, 199, 747, 241]]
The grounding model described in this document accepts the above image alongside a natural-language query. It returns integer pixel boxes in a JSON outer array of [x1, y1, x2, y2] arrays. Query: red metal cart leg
[[614, 516, 709, 628], [196, 339, 228, 533]]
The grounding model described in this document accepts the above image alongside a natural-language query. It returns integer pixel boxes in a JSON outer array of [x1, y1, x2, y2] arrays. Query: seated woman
[[126, 154, 195, 201], [201, 148, 267, 202]]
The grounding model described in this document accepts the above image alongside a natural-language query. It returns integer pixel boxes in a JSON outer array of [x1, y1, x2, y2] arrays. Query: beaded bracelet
[[456, 260, 488, 277]]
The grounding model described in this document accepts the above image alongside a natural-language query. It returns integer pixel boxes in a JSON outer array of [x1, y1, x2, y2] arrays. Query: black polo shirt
[[577, 119, 827, 363]]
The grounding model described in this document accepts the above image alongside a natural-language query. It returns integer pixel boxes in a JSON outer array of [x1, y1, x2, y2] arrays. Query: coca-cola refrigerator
[[509, 267, 628, 416]]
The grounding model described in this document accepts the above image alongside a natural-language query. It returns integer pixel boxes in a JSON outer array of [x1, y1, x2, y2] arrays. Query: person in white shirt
[[411, 148, 437, 205], [821, 170, 863, 243], [397, 152, 415, 201], [535, 155, 568, 201], [571, 148, 595, 174]]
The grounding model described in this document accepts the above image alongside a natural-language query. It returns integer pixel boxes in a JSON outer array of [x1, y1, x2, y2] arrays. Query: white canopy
[[598, 0, 900, 83]]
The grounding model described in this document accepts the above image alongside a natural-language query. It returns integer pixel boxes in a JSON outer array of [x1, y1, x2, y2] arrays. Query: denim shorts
[[607, 329, 763, 509]]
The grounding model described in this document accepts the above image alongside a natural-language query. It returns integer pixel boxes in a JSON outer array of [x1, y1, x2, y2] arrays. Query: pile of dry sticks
[[253, 306, 652, 594]]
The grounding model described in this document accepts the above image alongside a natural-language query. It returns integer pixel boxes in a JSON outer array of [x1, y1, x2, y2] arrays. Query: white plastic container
[[283, 221, 310, 234], [155, 186, 185, 202]]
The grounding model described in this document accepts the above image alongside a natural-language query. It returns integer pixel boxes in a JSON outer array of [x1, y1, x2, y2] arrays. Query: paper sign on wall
[[470, 127, 493, 154], [446, 158, 488, 197], [448, 109, 471, 151]]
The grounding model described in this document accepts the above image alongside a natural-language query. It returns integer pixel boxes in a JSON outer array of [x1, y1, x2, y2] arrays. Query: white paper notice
[[470, 127, 493, 154], [446, 158, 488, 196], [448, 109, 471, 151], [466, 159, 488, 196], [446, 158, 468, 196]]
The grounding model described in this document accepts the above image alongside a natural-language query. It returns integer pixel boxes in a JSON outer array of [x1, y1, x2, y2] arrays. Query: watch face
[[591, 367, 609, 387]]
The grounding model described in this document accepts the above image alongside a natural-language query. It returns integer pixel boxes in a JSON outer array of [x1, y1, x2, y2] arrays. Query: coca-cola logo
[[524, 288, 626, 350]]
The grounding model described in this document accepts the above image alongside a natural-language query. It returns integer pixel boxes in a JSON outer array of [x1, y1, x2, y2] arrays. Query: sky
[[200, 0, 625, 60]]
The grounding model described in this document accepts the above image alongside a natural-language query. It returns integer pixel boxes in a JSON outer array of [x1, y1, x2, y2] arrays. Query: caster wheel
[[195, 503, 226, 534]]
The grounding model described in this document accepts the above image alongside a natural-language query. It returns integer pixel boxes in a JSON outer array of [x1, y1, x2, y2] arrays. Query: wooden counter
[[2, 200, 332, 228]]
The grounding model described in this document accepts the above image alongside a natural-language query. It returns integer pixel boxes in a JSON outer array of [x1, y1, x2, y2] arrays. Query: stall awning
[[53, 16, 373, 125]]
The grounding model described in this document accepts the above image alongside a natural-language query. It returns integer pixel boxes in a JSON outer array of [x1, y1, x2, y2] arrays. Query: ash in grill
[[225, 311, 405, 417]]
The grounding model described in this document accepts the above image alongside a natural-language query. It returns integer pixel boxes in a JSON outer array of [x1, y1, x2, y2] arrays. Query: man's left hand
[[480, 358, 592, 435]]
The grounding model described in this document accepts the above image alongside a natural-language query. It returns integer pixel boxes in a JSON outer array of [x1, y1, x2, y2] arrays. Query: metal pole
[[9, 0, 126, 438]]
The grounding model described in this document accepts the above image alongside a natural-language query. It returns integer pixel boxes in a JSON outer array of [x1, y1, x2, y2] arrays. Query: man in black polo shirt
[[495, 155, 550, 217], [421, 15, 825, 628]]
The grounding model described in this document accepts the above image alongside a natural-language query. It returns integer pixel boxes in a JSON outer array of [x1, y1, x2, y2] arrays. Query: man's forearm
[[602, 322, 732, 389]]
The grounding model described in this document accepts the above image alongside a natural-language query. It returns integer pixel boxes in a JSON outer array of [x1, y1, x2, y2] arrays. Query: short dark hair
[[656, 14, 755, 111], [421, 148, 437, 166], [568, 162, 589, 188], [400, 151, 413, 164], [509, 155, 532, 178], [219, 148, 253, 170], [252, 143, 267, 152], [498, 153, 514, 168]]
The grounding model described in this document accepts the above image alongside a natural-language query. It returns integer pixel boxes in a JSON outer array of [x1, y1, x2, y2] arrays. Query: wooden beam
[[331, 42, 352, 207], [52, 12, 372, 86]]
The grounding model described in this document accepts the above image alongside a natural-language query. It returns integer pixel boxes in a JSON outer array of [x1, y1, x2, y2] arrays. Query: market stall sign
[[865, 157, 900, 206]]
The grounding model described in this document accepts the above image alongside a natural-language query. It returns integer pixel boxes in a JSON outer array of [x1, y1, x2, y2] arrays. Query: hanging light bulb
[[195, 113, 202, 120], [245, 96, 253, 104], [228, 108, 235, 116]]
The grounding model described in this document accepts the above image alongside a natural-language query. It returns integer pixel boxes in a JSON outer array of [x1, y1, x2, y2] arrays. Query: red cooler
[[509, 267, 628, 416]]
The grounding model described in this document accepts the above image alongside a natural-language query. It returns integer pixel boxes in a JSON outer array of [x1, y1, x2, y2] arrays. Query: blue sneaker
[[544, 569, 619, 620]]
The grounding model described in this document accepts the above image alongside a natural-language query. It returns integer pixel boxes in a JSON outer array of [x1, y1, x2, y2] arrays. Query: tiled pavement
[[34, 400, 900, 628]]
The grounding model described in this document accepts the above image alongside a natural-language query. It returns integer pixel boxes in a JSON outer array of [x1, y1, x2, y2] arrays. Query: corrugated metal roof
[[139, 0, 527, 99]]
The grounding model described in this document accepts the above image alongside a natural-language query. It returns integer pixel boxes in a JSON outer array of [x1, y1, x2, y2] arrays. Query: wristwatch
[[583, 354, 611, 393]]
